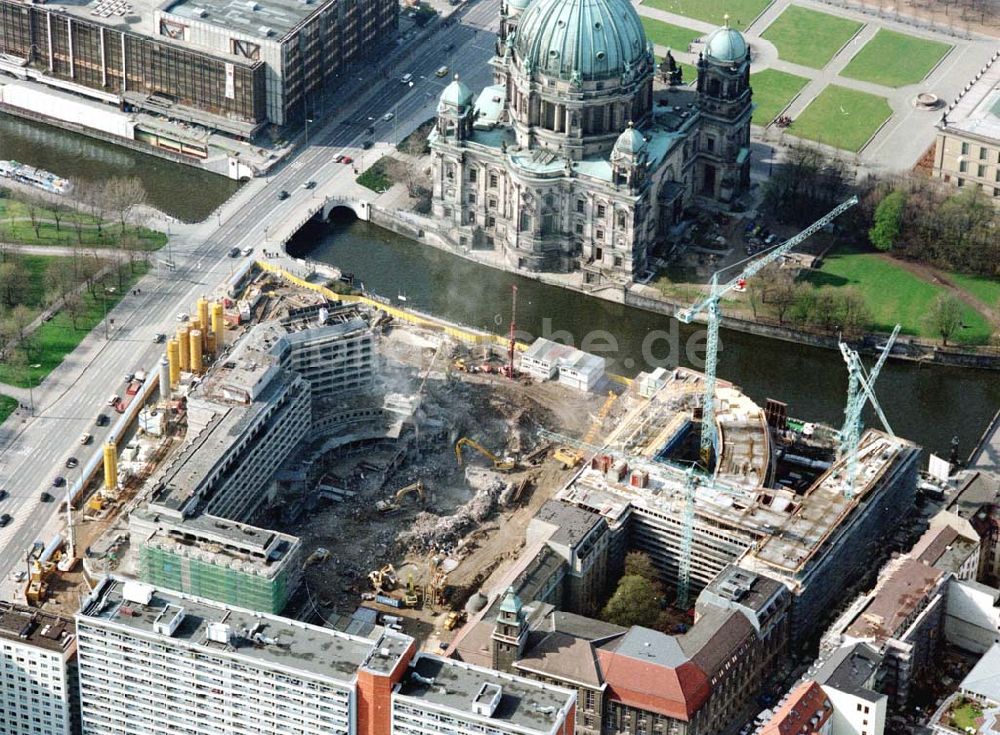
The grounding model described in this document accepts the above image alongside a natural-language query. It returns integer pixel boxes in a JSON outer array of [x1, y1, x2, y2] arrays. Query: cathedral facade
[[429, 0, 753, 284]]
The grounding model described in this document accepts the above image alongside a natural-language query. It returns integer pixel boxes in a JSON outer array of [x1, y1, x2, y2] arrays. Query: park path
[[886, 254, 1000, 329]]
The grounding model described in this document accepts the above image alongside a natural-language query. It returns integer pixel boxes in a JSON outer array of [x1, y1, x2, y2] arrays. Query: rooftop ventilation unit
[[207, 622, 232, 644], [152, 604, 186, 637], [122, 581, 154, 606], [191, 7, 207, 17], [258, 25, 273, 36], [246, 0, 259, 8]]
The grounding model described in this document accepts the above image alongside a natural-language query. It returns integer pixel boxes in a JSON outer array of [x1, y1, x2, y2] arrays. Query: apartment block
[[75, 577, 574, 735], [0, 603, 78, 735]]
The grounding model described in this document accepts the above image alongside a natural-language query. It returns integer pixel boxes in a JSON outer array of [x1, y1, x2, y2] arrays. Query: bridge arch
[[321, 197, 371, 222]]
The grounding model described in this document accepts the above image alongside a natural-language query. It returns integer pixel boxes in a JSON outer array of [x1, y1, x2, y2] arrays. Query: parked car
[[153, 333, 166, 344], [96, 414, 110, 427], [80, 433, 93, 445], [0, 490, 7, 501], [52, 476, 66, 487], [363, 141, 373, 150], [343, 156, 354, 165], [39, 492, 52, 503], [335, 154, 345, 163], [176, 312, 189, 322], [277, 190, 290, 200], [302, 181, 316, 189], [0, 514, 11, 527], [65, 457, 79, 469], [229, 246, 240, 257]]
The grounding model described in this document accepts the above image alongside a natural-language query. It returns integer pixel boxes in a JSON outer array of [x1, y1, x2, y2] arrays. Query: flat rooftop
[[132, 508, 300, 574], [396, 654, 574, 732], [844, 557, 944, 642], [161, 0, 320, 40], [79, 578, 380, 683], [0, 601, 75, 654], [942, 61, 1000, 142], [557, 369, 916, 579], [814, 643, 883, 701]]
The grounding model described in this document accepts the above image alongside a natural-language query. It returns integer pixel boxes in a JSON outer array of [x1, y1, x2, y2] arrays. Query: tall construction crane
[[676, 196, 859, 468], [506, 284, 518, 379], [536, 427, 749, 608], [838, 325, 899, 497]]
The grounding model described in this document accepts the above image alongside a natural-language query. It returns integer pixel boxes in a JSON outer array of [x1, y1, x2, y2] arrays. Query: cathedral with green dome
[[430, 0, 752, 283]]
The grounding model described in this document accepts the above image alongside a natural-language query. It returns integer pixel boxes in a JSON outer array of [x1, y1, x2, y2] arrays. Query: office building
[[0, 603, 78, 735]]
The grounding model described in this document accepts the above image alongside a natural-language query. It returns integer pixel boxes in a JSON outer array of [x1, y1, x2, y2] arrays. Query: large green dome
[[514, 0, 650, 82]]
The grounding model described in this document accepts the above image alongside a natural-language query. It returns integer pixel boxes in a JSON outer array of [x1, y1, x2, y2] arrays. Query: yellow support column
[[211, 302, 225, 351], [197, 298, 210, 350], [103, 442, 118, 490], [190, 330, 203, 374], [177, 326, 190, 372], [167, 340, 180, 388]]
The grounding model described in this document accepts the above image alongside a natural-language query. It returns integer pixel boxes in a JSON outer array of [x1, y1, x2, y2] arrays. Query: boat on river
[[0, 160, 72, 195]]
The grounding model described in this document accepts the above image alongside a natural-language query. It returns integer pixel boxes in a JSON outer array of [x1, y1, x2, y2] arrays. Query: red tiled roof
[[596, 648, 711, 720], [759, 681, 832, 735]]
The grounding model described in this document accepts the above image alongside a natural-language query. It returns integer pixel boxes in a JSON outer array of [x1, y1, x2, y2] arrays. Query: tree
[[102, 177, 147, 234], [624, 551, 659, 583], [24, 195, 41, 239], [769, 267, 799, 325], [601, 575, 662, 628], [10, 304, 32, 344], [63, 292, 84, 330], [45, 257, 77, 303], [0, 257, 28, 308], [925, 294, 963, 346], [869, 190, 906, 252]]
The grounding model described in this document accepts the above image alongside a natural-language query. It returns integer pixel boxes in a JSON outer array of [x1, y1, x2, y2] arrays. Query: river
[[289, 216, 1000, 458], [0, 113, 239, 222]]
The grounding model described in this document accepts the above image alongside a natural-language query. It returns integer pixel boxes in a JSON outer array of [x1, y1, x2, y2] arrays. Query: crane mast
[[507, 284, 517, 380], [676, 196, 858, 469]]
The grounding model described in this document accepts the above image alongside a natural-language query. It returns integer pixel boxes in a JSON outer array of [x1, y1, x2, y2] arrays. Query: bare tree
[[0, 257, 28, 308], [102, 177, 147, 235], [45, 257, 77, 303], [63, 292, 84, 330], [10, 304, 32, 342], [24, 195, 41, 239]]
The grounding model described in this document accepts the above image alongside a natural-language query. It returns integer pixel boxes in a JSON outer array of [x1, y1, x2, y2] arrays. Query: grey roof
[[949, 471, 1000, 520], [0, 602, 75, 655], [600, 626, 689, 668], [532, 499, 605, 548], [698, 565, 787, 621], [397, 654, 574, 732], [814, 643, 884, 702], [548, 610, 625, 641], [515, 610, 625, 688], [680, 606, 755, 679], [162, 0, 321, 40], [961, 643, 1000, 703], [78, 577, 381, 684]]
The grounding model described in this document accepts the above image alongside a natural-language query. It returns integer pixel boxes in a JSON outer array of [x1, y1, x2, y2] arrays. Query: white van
[[108, 394, 119, 406], [435, 66, 449, 78], [400, 73, 413, 84]]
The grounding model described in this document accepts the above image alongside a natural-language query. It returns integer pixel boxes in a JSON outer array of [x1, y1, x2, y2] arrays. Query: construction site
[[11, 201, 925, 677]]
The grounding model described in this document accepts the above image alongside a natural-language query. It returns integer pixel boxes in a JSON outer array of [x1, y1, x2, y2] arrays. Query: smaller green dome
[[499, 586, 524, 615], [438, 75, 473, 112], [507, 0, 532, 10], [704, 22, 748, 63], [613, 122, 646, 156]]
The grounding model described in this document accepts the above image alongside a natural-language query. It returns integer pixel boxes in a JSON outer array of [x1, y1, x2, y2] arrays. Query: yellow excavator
[[368, 564, 398, 595], [376, 481, 427, 513], [455, 437, 515, 472], [554, 391, 618, 469]]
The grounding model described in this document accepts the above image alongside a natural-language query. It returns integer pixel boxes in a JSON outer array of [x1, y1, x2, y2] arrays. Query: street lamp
[[305, 117, 314, 148], [27, 363, 40, 416], [102, 287, 116, 340]]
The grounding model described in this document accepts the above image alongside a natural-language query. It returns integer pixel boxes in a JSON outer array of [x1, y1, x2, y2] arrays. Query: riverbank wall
[[367, 205, 1000, 371]]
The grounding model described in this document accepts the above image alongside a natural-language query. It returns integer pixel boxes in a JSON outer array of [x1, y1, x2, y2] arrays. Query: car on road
[[39, 492, 52, 503], [302, 180, 316, 189], [0, 490, 7, 501], [335, 154, 345, 163], [52, 476, 65, 487], [96, 413, 110, 427], [363, 141, 373, 150], [382, 112, 394, 122], [366, 126, 375, 135], [124, 372, 134, 383], [176, 312, 189, 322], [153, 333, 166, 344], [108, 394, 119, 406], [242, 247, 253, 256], [436, 66, 449, 77], [12, 570, 25, 582], [444, 42, 455, 52], [80, 432, 93, 445], [0, 514, 10, 528], [277, 190, 290, 200], [343, 156, 354, 164], [400, 73, 413, 84], [228, 246, 240, 257], [65, 457, 78, 469]]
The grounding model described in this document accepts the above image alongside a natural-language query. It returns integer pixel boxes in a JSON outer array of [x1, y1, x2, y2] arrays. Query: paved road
[[0, 0, 501, 581]]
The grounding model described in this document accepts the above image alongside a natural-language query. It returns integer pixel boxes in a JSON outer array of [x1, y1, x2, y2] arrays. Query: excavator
[[455, 437, 515, 472], [554, 391, 618, 469], [375, 481, 427, 513], [368, 564, 398, 595]]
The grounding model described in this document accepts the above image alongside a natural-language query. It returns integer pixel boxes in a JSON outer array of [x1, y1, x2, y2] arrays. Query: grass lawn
[[0, 262, 150, 387], [949, 272, 1000, 310], [0, 395, 17, 424], [642, 0, 772, 30], [804, 245, 993, 344], [750, 69, 809, 124], [790, 85, 892, 152], [760, 5, 863, 68], [356, 157, 393, 194], [841, 29, 951, 87], [641, 17, 703, 50], [949, 701, 983, 732]]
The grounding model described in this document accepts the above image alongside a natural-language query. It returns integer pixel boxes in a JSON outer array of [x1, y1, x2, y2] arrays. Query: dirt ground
[[286, 325, 611, 646]]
